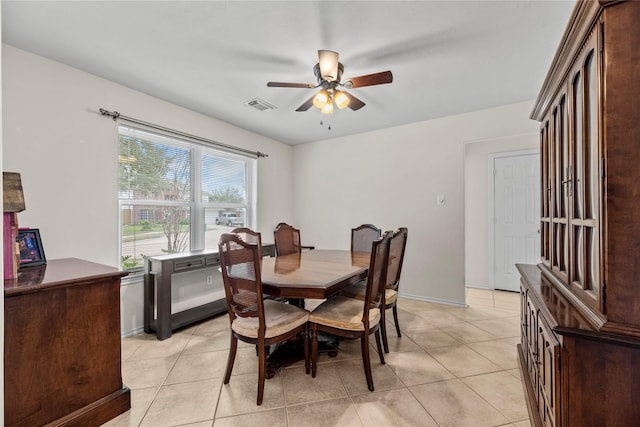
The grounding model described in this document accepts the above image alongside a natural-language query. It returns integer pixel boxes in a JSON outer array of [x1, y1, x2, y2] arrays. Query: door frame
[[488, 148, 539, 290]]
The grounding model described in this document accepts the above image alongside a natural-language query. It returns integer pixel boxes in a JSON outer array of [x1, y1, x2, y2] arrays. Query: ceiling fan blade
[[267, 82, 316, 88], [344, 92, 366, 111], [346, 71, 393, 88], [296, 95, 316, 111]]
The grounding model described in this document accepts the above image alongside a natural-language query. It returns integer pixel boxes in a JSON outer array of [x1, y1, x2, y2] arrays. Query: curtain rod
[[99, 108, 268, 158]]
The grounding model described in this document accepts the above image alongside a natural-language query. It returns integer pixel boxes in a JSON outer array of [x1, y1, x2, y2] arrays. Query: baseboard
[[398, 292, 466, 308], [121, 326, 145, 338], [466, 283, 490, 290]]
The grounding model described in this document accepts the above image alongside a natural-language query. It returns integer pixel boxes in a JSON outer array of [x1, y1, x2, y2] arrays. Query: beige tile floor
[[104, 288, 530, 427]]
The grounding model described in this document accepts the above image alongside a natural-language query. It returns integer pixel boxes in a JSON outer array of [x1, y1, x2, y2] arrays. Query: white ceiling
[[2, 1, 575, 145]]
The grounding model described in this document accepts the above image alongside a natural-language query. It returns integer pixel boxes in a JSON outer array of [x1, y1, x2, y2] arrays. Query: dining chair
[[340, 223, 382, 314], [340, 227, 408, 353], [273, 222, 315, 256], [230, 227, 263, 256], [346, 224, 381, 316], [308, 231, 391, 391], [218, 233, 310, 405], [383, 227, 408, 351], [351, 223, 382, 253]]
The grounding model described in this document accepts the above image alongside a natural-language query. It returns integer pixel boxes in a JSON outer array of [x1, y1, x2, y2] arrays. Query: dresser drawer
[[174, 257, 205, 271], [205, 254, 221, 265]]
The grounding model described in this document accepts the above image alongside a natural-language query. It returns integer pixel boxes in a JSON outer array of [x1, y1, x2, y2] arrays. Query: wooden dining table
[[260, 249, 370, 301], [259, 249, 371, 377]]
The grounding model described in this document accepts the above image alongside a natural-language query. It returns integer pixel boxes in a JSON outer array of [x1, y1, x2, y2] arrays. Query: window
[[118, 125, 256, 272]]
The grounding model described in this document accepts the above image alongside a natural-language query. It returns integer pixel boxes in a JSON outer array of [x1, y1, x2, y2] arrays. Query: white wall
[[293, 101, 539, 306], [2, 45, 294, 334], [464, 134, 539, 289]]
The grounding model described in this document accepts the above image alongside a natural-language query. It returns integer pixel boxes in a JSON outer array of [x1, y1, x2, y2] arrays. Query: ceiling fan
[[267, 50, 393, 114]]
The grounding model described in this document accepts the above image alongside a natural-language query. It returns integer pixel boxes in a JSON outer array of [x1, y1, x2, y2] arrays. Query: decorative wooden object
[[4, 258, 131, 426], [519, 1, 640, 426], [3, 172, 26, 279], [3, 213, 19, 279], [3, 172, 26, 212]]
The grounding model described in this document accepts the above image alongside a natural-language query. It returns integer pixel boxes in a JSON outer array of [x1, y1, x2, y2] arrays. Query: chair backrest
[[231, 227, 263, 256], [218, 233, 264, 324], [273, 222, 302, 256], [351, 224, 382, 253], [362, 231, 392, 325], [386, 227, 408, 291]]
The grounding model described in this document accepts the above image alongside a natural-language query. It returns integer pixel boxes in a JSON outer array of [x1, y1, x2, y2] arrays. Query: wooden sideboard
[[4, 258, 130, 427], [520, 1, 640, 426], [144, 243, 275, 340]]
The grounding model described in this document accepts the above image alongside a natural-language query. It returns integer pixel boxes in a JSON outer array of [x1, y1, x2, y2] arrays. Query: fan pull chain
[[319, 120, 332, 131]]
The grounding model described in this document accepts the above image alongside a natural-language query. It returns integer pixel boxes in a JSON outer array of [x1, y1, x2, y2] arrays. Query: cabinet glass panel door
[[551, 93, 569, 281], [541, 123, 551, 265], [568, 31, 601, 310]]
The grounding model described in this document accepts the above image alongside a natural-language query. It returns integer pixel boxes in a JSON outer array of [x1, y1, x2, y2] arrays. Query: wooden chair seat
[[309, 296, 380, 331], [232, 299, 309, 338], [341, 282, 397, 305], [386, 289, 398, 305]]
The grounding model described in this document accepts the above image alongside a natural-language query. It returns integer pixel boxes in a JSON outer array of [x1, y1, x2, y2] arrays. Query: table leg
[[156, 273, 172, 340], [266, 331, 338, 378], [143, 270, 154, 334]]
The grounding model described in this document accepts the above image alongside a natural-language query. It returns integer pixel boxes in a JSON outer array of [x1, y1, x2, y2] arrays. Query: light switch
[[436, 195, 445, 206]]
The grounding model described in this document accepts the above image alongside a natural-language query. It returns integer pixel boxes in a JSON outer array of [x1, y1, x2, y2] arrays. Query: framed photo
[[16, 228, 46, 268]]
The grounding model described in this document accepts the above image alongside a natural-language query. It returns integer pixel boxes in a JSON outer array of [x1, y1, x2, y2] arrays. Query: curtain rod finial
[[99, 108, 120, 121]]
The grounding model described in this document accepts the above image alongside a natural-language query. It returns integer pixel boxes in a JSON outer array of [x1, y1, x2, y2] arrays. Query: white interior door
[[492, 152, 540, 291]]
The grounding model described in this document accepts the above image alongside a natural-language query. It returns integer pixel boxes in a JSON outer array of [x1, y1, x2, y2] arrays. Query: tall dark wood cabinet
[[4, 258, 131, 426], [518, 1, 640, 426]]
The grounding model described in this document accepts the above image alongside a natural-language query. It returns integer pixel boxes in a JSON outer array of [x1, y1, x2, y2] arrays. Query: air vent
[[245, 98, 277, 111]]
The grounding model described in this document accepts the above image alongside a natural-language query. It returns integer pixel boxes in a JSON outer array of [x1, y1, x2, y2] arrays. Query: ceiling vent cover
[[245, 98, 277, 111]]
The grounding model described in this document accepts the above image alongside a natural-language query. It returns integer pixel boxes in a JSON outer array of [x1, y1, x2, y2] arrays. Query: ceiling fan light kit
[[312, 90, 329, 109], [267, 49, 393, 114], [315, 91, 342, 114], [317, 49, 339, 81], [320, 102, 334, 115], [313, 89, 347, 114], [333, 91, 349, 110]]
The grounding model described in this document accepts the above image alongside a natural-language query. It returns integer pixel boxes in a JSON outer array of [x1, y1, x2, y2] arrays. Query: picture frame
[[16, 228, 46, 268]]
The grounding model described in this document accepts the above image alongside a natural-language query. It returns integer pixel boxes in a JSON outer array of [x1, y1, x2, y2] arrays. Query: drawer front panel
[[174, 258, 205, 271], [205, 254, 221, 265]]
